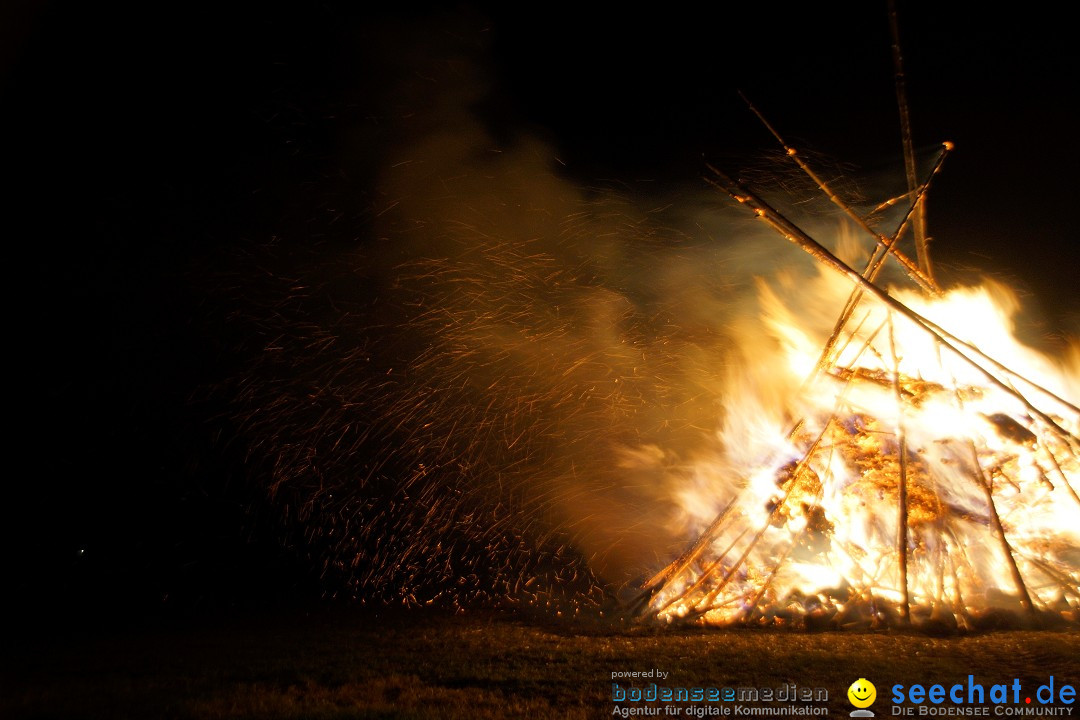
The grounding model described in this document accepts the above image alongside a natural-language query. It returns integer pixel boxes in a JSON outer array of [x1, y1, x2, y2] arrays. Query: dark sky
[[5, 2, 1078, 615]]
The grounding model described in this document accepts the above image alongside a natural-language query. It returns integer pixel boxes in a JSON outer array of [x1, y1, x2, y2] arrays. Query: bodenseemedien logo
[[849, 678, 877, 717]]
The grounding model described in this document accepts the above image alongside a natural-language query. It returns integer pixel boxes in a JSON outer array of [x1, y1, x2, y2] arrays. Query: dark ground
[[4, 610, 1079, 719]]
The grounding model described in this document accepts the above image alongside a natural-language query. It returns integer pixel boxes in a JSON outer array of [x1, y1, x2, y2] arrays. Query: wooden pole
[[651, 529, 749, 617], [888, 313, 911, 623], [641, 498, 738, 591], [1040, 443, 1080, 508], [888, 0, 934, 284], [968, 439, 1037, 619]]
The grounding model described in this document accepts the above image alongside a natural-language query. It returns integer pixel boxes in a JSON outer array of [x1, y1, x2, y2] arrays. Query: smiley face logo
[[848, 678, 877, 709]]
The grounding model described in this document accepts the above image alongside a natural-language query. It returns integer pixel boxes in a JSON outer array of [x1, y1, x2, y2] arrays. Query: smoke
[[218, 11, 929, 613]]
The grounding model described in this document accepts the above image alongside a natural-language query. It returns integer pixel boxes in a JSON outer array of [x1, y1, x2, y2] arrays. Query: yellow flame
[[654, 264, 1080, 627]]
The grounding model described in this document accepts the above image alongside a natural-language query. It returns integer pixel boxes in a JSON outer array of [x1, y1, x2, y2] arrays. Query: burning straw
[[632, 133, 1080, 629]]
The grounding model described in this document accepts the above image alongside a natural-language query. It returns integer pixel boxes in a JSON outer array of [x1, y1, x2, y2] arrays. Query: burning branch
[[888, 313, 912, 623]]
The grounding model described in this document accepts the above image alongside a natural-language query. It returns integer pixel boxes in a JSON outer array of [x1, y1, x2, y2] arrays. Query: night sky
[[6, 2, 1078, 619]]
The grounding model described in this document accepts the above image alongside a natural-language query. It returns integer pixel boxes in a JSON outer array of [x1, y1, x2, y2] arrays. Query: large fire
[[636, 168, 1080, 629], [222, 21, 1079, 626]]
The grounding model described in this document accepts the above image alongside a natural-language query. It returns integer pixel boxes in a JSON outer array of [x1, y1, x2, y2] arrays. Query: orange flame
[[649, 267, 1080, 628]]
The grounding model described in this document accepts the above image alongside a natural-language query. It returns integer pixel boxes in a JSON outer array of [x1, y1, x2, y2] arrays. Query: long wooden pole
[[967, 439, 1037, 619], [887, 313, 911, 623], [888, 0, 934, 284]]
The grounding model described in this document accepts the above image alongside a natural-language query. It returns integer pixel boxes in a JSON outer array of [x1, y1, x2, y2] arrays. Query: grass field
[[4, 608, 1079, 719]]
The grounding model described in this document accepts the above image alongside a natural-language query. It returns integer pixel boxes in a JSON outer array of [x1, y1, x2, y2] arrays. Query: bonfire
[[632, 30, 1080, 629]]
